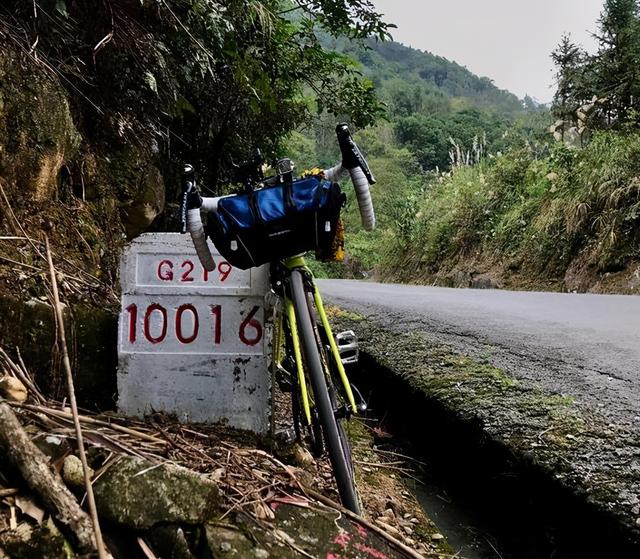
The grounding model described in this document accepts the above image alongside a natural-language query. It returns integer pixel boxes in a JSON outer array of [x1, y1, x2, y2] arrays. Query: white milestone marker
[[117, 233, 270, 433]]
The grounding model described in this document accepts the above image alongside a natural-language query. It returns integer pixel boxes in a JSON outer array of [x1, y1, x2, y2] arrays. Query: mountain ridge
[[322, 35, 525, 116]]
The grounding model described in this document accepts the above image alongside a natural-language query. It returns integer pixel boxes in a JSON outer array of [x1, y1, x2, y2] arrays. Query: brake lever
[[336, 123, 376, 185], [180, 164, 202, 234], [231, 149, 266, 190]]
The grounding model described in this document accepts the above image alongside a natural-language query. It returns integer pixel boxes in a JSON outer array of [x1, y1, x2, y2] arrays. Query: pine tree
[[593, 0, 640, 123], [551, 34, 586, 123]]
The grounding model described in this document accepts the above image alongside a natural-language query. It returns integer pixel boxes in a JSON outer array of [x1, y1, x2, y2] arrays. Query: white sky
[[371, 0, 605, 103]]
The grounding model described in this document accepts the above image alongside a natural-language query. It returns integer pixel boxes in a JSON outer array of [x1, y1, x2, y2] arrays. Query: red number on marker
[[181, 260, 195, 282], [218, 261, 232, 282], [126, 303, 138, 343], [203, 267, 209, 282], [175, 304, 199, 344], [157, 260, 174, 281], [144, 303, 168, 344], [210, 305, 222, 345], [239, 305, 262, 346]]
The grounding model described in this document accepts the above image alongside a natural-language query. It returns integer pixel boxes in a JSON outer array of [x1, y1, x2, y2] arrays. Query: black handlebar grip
[[335, 123, 376, 185]]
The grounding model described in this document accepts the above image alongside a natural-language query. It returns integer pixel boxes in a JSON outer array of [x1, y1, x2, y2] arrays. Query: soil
[[0, 352, 453, 559], [271, 375, 453, 557], [378, 252, 640, 296]]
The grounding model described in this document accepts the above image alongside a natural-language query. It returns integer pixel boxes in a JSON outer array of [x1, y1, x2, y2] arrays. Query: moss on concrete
[[330, 309, 640, 548]]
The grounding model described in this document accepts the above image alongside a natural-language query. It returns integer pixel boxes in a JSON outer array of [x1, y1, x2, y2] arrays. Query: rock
[[121, 162, 165, 238], [112, 147, 166, 238], [93, 455, 220, 529], [382, 507, 395, 519], [291, 444, 314, 468], [0, 376, 27, 402], [205, 524, 263, 558], [147, 525, 195, 559], [62, 454, 93, 489], [431, 532, 445, 541], [563, 127, 582, 149], [0, 519, 69, 559], [205, 501, 412, 558], [0, 47, 80, 201]]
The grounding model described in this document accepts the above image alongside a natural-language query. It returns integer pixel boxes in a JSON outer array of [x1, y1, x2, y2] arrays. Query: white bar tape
[[324, 164, 348, 182], [201, 197, 218, 212], [349, 166, 375, 231], [187, 208, 216, 271]]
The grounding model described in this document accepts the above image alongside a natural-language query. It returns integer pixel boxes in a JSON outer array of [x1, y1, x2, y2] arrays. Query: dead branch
[[19, 403, 167, 445], [45, 236, 108, 559], [0, 400, 95, 552]]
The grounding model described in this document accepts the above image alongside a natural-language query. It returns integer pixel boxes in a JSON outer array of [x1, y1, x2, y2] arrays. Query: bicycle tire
[[316, 323, 357, 484], [291, 382, 324, 456], [290, 270, 361, 514]]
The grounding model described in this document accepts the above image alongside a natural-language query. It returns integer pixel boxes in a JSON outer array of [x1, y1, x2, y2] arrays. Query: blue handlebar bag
[[206, 176, 345, 270]]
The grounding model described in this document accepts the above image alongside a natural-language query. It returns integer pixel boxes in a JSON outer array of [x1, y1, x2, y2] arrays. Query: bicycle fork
[[281, 288, 357, 427]]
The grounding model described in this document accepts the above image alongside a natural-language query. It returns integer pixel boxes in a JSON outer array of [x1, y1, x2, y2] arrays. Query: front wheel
[[290, 270, 360, 514]]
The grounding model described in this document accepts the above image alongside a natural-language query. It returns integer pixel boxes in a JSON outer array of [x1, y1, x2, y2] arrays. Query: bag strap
[[248, 190, 265, 226], [282, 170, 295, 215]]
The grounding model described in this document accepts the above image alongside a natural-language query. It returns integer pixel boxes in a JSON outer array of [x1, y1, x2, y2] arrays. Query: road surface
[[319, 280, 640, 429]]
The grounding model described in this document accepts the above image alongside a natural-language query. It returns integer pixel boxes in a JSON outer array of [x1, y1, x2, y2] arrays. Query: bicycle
[[180, 124, 376, 514]]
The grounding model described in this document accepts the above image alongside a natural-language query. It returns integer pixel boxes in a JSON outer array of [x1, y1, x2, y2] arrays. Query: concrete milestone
[[118, 233, 270, 433]]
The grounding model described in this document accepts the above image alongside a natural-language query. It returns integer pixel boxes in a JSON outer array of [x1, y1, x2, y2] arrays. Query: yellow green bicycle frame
[[273, 255, 358, 426]]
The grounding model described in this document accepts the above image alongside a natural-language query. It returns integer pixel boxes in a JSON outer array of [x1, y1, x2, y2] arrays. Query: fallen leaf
[[268, 495, 310, 508], [15, 496, 45, 524], [254, 501, 275, 520]]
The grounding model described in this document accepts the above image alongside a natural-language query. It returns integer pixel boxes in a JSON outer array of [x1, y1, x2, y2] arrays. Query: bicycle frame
[[272, 254, 358, 427]]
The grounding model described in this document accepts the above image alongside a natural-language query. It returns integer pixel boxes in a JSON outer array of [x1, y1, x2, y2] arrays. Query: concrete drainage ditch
[[345, 342, 640, 559]]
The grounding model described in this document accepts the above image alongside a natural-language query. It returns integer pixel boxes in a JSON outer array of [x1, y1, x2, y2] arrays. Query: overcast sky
[[371, 0, 605, 102]]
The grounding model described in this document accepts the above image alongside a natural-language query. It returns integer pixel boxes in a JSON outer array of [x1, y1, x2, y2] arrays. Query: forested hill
[[307, 35, 538, 174], [324, 36, 525, 116], [325, 0, 640, 296]]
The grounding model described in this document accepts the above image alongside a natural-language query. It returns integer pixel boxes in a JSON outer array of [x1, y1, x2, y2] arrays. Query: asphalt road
[[319, 280, 640, 429]]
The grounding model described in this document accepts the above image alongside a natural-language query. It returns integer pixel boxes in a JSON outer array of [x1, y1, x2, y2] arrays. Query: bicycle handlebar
[[180, 165, 216, 271], [181, 124, 376, 269]]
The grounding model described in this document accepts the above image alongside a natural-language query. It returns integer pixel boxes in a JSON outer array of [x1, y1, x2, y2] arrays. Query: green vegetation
[[3, 0, 639, 293], [0, 0, 391, 191], [0, 0, 394, 294], [381, 132, 640, 285], [310, 0, 640, 292], [552, 0, 640, 128]]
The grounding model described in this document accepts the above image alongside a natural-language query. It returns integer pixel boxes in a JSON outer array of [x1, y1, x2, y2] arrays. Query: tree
[[3, 0, 392, 187], [592, 0, 640, 123], [551, 34, 587, 123]]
